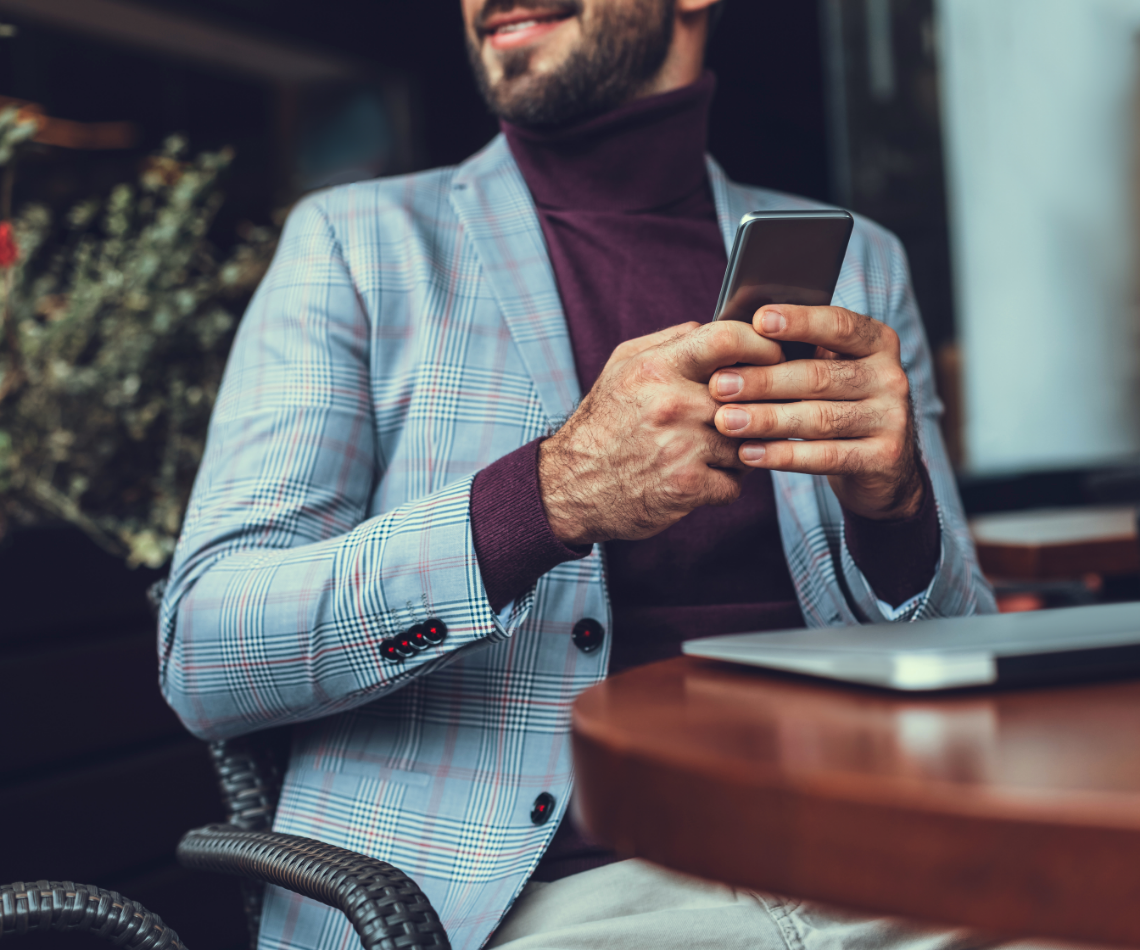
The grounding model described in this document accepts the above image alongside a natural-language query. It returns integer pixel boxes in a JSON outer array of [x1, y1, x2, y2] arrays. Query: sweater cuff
[[471, 438, 592, 613], [843, 462, 941, 609]]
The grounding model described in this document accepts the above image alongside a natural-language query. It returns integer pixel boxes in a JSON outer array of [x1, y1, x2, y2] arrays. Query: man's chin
[[482, 48, 569, 102], [484, 77, 551, 124], [483, 58, 608, 128]]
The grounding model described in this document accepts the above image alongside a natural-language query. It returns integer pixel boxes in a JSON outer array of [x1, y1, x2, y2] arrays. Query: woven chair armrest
[[207, 735, 289, 832], [0, 881, 184, 950], [176, 825, 449, 950]]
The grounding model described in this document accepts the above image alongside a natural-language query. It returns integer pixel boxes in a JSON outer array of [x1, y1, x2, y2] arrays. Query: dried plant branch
[[0, 130, 278, 567]]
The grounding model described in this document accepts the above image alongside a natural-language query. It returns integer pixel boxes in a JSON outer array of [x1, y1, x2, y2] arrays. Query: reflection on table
[[573, 656, 1140, 947]]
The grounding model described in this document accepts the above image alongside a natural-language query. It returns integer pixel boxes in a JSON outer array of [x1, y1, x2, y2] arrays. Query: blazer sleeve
[[838, 226, 998, 622], [158, 196, 531, 741]]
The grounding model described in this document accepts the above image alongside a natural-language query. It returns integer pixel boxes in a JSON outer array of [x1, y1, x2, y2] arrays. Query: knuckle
[[882, 364, 910, 398], [754, 404, 780, 435], [748, 367, 774, 399], [811, 402, 833, 436], [849, 361, 873, 392], [842, 445, 867, 476], [632, 356, 670, 385], [674, 335, 706, 371], [834, 308, 860, 343], [830, 402, 862, 437], [710, 434, 738, 463], [612, 339, 637, 362], [703, 320, 736, 355], [807, 360, 832, 395], [881, 436, 906, 469], [859, 313, 882, 344], [709, 476, 744, 506], [834, 405, 857, 436], [658, 437, 688, 468], [670, 466, 706, 501], [834, 359, 861, 387], [644, 391, 685, 427]]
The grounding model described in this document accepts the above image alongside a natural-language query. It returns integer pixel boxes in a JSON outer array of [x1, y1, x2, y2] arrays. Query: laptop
[[681, 601, 1140, 690]]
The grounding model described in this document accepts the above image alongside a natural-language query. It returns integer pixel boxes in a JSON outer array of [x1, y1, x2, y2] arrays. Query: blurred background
[[4, 1, 1140, 947]]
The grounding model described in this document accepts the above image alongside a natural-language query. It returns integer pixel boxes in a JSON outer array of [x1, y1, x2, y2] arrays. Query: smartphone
[[712, 210, 854, 360]]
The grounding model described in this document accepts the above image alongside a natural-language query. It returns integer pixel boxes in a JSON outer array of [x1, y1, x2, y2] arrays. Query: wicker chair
[[2, 594, 450, 950]]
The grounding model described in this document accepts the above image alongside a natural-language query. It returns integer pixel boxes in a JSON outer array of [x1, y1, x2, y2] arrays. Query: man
[[159, 0, 994, 948]]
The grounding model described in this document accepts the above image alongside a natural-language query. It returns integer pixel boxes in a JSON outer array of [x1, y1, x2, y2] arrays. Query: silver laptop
[[682, 601, 1140, 690]]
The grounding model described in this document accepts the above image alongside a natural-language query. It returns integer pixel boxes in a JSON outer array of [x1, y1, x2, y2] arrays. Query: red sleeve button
[[422, 618, 448, 644], [531, 792, 555, 826], [571, 618, 604, 654]]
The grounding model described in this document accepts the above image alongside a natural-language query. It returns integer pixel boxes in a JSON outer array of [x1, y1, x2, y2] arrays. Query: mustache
[[475, 0, 582, 36]]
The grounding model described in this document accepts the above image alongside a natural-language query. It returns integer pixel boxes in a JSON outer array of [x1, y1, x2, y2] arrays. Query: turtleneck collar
[[501, 71, 716, 214]]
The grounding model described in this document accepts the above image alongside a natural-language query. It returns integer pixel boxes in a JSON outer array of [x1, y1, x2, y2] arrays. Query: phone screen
[[712, 210, 854, 360]]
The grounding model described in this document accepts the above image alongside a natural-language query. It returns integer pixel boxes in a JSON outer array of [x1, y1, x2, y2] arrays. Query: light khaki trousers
[[488, 859, 1073, 950]]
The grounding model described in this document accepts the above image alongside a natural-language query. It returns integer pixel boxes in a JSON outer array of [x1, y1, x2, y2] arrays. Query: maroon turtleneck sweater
[[468, 74, 941, 879]]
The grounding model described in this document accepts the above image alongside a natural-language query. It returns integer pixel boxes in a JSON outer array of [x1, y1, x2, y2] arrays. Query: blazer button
[[423, 618, 448, 644], [407, 624, 429, 650], [572, 618, 604, 654], [380, 639, 405, 663], [531, 792, 555, 826]]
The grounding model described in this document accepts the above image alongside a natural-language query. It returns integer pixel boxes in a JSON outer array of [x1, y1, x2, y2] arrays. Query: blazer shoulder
[[298, 166, 462, 235], [280, 166, 467, 277]]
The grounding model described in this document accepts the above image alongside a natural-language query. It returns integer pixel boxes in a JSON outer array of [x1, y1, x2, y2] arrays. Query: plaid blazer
[[159, 134, 995, 950]]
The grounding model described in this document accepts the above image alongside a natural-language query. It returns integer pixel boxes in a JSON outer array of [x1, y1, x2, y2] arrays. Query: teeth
[[498, 19, 540, 33]]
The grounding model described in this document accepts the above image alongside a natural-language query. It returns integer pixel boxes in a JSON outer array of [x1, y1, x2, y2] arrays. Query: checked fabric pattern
[[158, 134, 995, 950]]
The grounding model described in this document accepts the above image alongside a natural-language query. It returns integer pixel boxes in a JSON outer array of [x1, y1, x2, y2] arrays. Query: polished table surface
[[572, 656, 1140, 947], [970, 504, 1139, 580]]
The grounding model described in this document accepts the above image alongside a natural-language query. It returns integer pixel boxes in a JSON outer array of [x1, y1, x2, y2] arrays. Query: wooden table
[[970, 504, 1139, 580], [572, 656, 1140, 947]]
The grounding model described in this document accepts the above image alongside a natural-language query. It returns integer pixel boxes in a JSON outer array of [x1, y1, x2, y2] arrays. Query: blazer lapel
[[450, 135, 582, 424], [707, 156, 746, 253]]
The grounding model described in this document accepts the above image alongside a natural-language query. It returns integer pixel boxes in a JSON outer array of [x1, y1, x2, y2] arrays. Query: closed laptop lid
[[682, 601, 1140, 690]]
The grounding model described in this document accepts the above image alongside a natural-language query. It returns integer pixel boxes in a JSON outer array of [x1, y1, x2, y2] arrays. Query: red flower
[[0, 222, 18, 269]]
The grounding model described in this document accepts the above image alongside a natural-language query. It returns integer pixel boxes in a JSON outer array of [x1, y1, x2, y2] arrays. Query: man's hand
[[539, 321, 783, 546], [709, 305, 923, 520]]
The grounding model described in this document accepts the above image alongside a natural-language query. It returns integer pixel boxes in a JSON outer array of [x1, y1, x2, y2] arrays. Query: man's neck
[[500, 71, 716, 214], [635, 9, 710, 100]]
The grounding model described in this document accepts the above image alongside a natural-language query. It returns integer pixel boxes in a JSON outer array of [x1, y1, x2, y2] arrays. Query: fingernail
[[760, 309, 786, 334], [721, 407, 749, 431], [715, 372, 743, 396], [741, 443, 767, 462]]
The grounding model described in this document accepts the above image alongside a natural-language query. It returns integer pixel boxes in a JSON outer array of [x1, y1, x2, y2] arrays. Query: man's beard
[[468, 0, 675, 129]]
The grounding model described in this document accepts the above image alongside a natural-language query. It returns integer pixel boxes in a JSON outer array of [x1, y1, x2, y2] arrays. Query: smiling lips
[[481, 7, 575, 50]]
